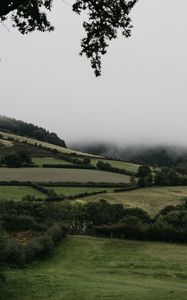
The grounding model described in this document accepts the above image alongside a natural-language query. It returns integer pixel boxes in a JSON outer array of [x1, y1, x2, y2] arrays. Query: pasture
[[0, 168, 130, 183], [0, 186, 46, 201], [82, 186, 187, 216], [2, 235, 187, 300]]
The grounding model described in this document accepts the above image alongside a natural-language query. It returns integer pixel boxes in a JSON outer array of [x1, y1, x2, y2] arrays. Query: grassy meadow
[[0, 168, 130, 183], [82, 186, 187, 216], [0, 186, 46, 201], [1, 235, 187, 300]]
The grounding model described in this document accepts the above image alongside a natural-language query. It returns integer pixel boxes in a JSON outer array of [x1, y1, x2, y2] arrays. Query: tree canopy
[[0, 0, 137, 76]]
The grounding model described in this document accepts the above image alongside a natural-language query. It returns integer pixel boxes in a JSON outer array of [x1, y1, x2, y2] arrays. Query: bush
[[25, 235, 54, 263], [3, 215, 39, 231], [6, 238, 25, 266]]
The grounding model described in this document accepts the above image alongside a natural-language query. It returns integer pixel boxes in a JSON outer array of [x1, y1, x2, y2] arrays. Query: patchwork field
[[0, 186, 46, 201], [0, 168, 130, 183], [82, 186, 187, 216], [2, 235, 187, 300]]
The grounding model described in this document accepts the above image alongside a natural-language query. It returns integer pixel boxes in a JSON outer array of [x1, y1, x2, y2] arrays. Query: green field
[[32, 157, 72, 166], [49, 186, 114, 196], [0, 168, 130, 183], [91, 158, 139, 173], [0, 186, 46, 201], [1, 235, 187, 300], [82, 186, 187, 216]]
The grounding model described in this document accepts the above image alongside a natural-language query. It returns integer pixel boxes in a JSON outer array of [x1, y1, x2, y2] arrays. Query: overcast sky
[[1, 0, 187, 146]]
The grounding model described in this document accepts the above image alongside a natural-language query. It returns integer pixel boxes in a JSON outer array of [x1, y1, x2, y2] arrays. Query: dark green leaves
[[0, 0, 137, 76], [73, 0, 137, 76]]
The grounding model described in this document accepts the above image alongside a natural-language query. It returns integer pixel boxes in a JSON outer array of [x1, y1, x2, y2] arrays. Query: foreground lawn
[[0, 186, 46, 201], [83, 186, 187, 216], [1, 236, 187, 300], [0, 168, 130, 183]]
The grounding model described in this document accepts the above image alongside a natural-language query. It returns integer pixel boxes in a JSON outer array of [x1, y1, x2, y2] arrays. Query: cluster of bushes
[[0, 151, 33, 167], [0, 199, 67, 267], [137, 165, 153, 187], [42, 182, 130, 188], [96, 160, 135, 176], [0, 181, 130, 188], [137, 164, 187, 187], [2, 214, 45, 232], [66, 156, 91, 166], [154, 168, 187, 186], [94, 202, 187, 243], [0, 223, 66, 267]]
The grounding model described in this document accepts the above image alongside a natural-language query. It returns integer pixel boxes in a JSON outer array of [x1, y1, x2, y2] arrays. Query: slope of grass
[[82, 186, 187, 216], [0, 168, 130, 183], [2, 235, 187, 300], [0, 186, 46, 201], [0, 131, 99, 158]]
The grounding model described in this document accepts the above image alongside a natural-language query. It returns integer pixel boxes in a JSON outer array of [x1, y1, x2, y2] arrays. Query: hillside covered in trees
[[0, 116, 66, 148], [73, 143, 187, 169]]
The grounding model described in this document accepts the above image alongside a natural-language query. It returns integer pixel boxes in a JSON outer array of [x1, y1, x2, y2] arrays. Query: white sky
[[1, 0, 187, 146]]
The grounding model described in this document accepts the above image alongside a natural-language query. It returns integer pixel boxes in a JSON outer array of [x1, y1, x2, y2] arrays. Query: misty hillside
[[72, 143, 187, 168], [0, 116, 66, 148]]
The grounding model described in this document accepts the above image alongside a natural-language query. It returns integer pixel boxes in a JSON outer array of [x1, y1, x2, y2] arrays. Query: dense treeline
[[0, 181, 131, 188], [94, 201, 187, 243], [136, 165, 187, 187], [0, 152, 33, 167], [0, 116, 66, 147], [1, 199, 186, 243], [74, 143, 187, 169], [154, 168, 187, 186]]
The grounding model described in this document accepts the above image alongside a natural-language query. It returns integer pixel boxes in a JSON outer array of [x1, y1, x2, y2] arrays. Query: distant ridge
[[0, 115, 66, 148]]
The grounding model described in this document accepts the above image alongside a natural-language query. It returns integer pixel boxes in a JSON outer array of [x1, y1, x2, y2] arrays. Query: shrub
[[25, 234, 54, 263], [3, 215, 39, 231], [6, 238, 25, 266]]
